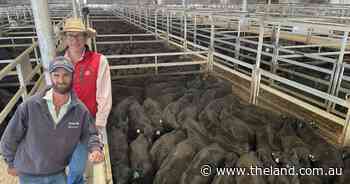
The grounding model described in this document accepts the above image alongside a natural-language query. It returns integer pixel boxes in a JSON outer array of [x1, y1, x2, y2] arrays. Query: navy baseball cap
[[49, 56, 74, 73]]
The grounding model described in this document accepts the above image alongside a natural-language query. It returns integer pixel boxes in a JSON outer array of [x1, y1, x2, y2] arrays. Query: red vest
[[73, 51, 101, 117]]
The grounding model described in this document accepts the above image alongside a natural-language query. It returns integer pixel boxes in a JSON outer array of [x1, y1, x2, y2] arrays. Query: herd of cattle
[[107, 75, 350, 184]]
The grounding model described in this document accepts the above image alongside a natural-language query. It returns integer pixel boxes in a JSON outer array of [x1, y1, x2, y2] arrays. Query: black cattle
[[211, 153, 239, 184], [177, 104, 198, 123], [295, 120, 343, 183], [162, 94, 194, 129], [129, 134, 153, 184], [229, 105, 282, 132], [334, 169, 350, 184], [198, 97, 226, 129], [199, 95, 240, 129], [186, 76, 205, 89], [143, 98, 162, 128], [281, 135, 314, 168], [145, 81, 184, 100], [128, 102, 155, 142], [211, 116, 254, 156], [343, 146, 350, 169], [109, 127, 131, 184], [161, 86, 187, 95], [276, 151, 301, 184], [153, 138, 206, 184], [182, 118, 212, 145], [143, 98, 171, 142], [235, 152, 267, 184], [299, 175, 322, 184], [196, 86, 232, 113], [154, 91, 185, 109], [255, 123, 285, 183], [109, 96, 138, 131], [176, 88, 204, 123], [202, 77, 232, 90], [180, 143, 226, 184], [150, 130, 187, 169]]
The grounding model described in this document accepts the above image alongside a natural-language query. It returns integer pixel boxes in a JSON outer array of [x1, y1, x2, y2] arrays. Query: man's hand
[[7, 167, 17, 176], [89, 150, 104, 163]]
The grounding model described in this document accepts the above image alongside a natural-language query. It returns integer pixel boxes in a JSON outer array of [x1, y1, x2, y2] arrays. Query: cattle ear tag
[[275, 158, 280, 163]]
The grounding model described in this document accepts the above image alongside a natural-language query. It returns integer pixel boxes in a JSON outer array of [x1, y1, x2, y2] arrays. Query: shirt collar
[[43, 88, 71, 105]]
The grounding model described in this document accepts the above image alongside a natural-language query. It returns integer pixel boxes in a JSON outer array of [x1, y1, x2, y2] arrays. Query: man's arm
[[0, 103, 27, 169], [81, 111, 104, 163], [81, 111, 103, 152], [96, 55, 112, 128]]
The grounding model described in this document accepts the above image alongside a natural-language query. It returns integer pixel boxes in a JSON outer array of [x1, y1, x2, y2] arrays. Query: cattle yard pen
[[103, 5, 350, 146], [1, 3, 350, 184]]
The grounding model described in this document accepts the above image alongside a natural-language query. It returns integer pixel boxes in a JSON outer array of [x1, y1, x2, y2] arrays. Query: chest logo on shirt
[[68, 121, 80, 129], [85, 70, 91, 76]]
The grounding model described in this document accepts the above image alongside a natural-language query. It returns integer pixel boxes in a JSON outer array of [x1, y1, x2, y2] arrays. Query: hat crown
[[61, 18, 96, 37], [63, 18, 86, 32], [49, 56, 74, 73]]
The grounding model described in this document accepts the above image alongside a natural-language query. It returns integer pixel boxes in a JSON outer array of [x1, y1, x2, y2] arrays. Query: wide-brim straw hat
[[60, 18, 96, 38]]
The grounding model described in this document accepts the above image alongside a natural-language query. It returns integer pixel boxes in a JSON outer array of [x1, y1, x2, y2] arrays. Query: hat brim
[[49, 65, 74, 73], [60, 27, 96, 38]]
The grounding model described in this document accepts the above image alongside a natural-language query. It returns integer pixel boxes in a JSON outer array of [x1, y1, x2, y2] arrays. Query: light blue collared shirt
[[43, 88, 71, 124]]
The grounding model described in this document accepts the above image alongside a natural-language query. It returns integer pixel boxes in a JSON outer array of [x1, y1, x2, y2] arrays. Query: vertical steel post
[[183, 11, 187, 50], [166, 10, 170, 45], [170, 12, 173, 34], [32, 37, 40, 65], [146, 8, 149, 30], [208, 15, 215, 73], [249, 19, 265, 105], [155, 9, 158, 38], [241, 0, 248, 30], [72, 0, 78, 18], [267, 0, 272, 13], [327, 31, 349, 111], [342, 96, 350, 147], [30, 0, 56, 85], [139, 8, 142, 25], [155, 56, 158, 75], [180, 12, 184, 38], [235, 18, 241, 61], [242, 0, 247, 12], [194, 15, 197, 49], [270, 24, 281, 85]]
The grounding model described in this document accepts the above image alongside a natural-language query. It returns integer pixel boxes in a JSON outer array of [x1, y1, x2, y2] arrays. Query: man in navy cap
[[0, 56, 104, 184]]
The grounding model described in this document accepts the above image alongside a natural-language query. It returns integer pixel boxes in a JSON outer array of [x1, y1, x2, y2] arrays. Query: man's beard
[[53, 82, 72, 94]]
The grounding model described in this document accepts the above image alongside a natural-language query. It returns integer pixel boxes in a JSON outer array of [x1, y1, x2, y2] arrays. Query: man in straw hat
[[1, 56, 104, 184], [59, 18, 112, 184]]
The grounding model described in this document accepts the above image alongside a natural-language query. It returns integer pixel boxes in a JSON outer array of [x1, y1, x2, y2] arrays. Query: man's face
[[64, 31, 87, 51], [50, 68, 73, 94]]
